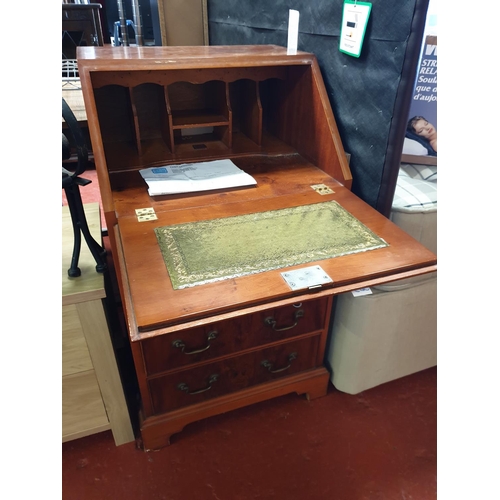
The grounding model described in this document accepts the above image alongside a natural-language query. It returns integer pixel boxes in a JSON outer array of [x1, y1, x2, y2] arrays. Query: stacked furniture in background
[[62, 2, 104, 60], [325, 163, 437, 394]]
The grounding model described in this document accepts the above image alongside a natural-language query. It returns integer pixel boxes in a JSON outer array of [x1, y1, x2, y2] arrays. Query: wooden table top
[[112, 155, 437, 339]]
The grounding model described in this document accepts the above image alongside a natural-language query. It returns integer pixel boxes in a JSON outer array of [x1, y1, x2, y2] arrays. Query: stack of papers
[[139, 159, 257, 196]]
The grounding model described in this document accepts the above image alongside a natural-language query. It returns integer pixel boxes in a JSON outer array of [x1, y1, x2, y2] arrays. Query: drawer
[[148, 335, 320, 414], [141, 297, 329, 376]]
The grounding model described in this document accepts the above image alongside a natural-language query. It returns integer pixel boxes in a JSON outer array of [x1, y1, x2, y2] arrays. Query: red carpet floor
[[62, 367, 437, 500]]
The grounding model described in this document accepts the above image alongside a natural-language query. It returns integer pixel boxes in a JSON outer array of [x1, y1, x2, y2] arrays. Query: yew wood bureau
[[77, 45, 437, 450]]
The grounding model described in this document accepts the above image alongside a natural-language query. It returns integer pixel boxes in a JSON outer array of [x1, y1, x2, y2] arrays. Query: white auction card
[[281, 265, 333, 291]]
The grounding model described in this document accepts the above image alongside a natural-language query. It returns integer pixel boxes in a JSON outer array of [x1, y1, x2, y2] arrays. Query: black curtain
[[207, 0, 428, 215]]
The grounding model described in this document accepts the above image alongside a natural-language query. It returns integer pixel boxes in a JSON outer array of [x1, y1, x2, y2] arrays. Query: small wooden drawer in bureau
[[148, 335, 320, 414], [141, 297, 329, 376]]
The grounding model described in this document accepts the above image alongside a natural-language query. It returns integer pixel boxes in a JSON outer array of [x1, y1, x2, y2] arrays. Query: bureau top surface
[[115, 157, 437, 338], [77, 45, 315, 70]]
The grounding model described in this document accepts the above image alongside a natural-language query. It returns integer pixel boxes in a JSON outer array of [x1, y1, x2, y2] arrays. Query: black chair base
[[63, 175, 107, 277]]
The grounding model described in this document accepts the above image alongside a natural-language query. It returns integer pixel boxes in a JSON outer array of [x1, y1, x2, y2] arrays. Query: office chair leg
[[67, 194, 83, 277], [64, 183, 107, 277]]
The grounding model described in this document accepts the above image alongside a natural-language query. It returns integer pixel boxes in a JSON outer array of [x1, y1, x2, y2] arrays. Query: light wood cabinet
[[62, 203, 134, 445]]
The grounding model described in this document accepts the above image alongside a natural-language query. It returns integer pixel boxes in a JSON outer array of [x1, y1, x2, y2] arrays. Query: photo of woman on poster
[[402, 30, 437, 160], [404, 116, 437, 157]]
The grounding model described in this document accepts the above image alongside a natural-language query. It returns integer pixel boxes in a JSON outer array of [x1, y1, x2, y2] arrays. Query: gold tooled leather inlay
[[155, 201, 388, 289]]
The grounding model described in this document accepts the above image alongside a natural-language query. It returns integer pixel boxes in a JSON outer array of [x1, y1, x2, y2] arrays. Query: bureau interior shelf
[[171, 109, 229, 128], [93, 76, 268, 167], [105, 131, 296, 178], [89, 61, 344, 180]]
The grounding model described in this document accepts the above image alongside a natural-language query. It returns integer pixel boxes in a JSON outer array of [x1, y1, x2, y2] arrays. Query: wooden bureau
[[77, 45, 437, 450], [62, 203, 134, 445]]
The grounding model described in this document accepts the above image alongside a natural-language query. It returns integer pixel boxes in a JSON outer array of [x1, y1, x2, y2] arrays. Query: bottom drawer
[[148, 335, 320, 414]]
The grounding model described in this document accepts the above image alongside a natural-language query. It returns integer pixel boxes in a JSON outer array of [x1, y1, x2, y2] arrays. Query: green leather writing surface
[[155, 201, 388, 289]]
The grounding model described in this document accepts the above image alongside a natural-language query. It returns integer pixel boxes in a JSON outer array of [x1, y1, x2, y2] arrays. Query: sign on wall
[[403, 35, 438, 158]]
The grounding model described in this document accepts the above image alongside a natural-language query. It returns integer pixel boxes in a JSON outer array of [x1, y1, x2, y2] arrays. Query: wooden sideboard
[[62, 203, 134, 445], [77, 45, 437, 450]]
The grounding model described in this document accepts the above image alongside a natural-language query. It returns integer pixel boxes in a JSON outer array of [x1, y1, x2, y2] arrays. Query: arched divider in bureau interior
[[90, 66, 290, 174]]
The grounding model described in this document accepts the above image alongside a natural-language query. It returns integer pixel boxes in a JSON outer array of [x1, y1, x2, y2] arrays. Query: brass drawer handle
[[261, 352, 297, 373], [264, 310, 304, 331], [172, 330, 218, 355], [177, 374, 219, 395]]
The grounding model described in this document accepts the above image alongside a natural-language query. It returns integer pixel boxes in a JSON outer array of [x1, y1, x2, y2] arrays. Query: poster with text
[[403, 35, 437, 158]]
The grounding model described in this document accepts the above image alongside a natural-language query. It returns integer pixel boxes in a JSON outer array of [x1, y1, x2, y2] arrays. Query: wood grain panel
[[62, 304, 93, 377], [62, 370, 110, 442], [78, 299, 135, 446], [141, 297, 329, 375], [148, 335, 320, 413], [116, 172, 436, 332]]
